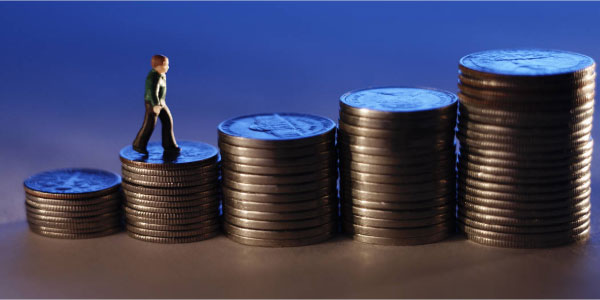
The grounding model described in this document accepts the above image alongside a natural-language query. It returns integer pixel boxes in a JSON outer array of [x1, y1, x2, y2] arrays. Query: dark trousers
[[133, 102, 178, 151]]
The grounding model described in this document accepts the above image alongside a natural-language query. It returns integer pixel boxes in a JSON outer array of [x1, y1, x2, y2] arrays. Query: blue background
[[1, 2, 599, 225]]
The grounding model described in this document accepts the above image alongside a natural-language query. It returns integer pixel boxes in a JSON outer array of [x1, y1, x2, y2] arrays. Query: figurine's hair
[[151, 55, 168, 68]]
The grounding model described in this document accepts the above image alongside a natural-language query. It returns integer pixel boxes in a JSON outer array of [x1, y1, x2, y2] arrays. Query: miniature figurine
[[132, 54, 181, 154]]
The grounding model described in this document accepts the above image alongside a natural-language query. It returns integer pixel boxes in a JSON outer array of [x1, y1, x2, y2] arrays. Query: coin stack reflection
[[218, 113, 338, 247], [457, 49, 594, 248], [24, 168, 123, 239], [120, 141, 221, 243], [338, 87, 458, 245]]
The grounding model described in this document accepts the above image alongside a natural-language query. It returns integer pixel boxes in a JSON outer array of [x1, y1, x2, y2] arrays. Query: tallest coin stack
[[457, 49, 595, 248]]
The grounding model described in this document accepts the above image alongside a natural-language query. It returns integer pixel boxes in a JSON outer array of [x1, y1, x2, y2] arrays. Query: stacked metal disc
[[457, 49, 595, 248], [119, 141, 221, 243], [24, 168, 122, 239], [338, 87, 458, 245], [218, 113, 338, 247]]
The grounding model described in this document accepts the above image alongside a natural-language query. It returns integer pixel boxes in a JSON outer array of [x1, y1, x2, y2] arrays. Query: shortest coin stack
[[120, 141, 221, 243], [24, 168, 123, 239]]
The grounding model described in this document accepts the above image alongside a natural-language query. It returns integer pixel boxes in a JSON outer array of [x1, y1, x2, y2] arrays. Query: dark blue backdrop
[[1, 2, 599, 225]]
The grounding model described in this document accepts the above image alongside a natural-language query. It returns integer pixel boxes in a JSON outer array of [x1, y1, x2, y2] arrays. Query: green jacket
[[144, 69, 166, 106]]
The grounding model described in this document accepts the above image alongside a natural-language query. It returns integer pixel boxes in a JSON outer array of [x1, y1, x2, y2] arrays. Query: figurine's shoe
[[163, 146, 181, 154], [132, 145, 149, 155]]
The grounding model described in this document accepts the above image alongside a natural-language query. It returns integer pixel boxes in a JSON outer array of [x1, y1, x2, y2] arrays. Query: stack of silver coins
[[119, 141, 221, 243], [457, 49, 595, 248], [218, 113, 338, 247], [24, 168, 122, 239], [338, 87, 458, 245]]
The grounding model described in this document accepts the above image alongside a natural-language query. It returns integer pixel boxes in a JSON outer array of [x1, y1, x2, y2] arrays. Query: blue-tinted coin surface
[[341, 87, 458, 113], [218, 113, 336, 141], [120, 141, 219, 167], [24, 168, 121, 196], [460, 49, 595, 77]]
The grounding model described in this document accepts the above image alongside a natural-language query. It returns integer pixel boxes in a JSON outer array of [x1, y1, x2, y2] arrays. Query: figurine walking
[[132, 54, 180, 154]]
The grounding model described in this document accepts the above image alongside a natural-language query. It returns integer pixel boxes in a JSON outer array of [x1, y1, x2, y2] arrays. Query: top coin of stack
[[218, 113, 338, 247], [456, 49, 595, 248], [119, 141, 222, 243], [24, 168, 123, 239], [338, 87, 458, 246]]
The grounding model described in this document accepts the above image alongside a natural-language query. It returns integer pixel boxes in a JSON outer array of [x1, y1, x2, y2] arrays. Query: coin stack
[[338, 87, 458, 245], [218, 113, 338, 247], [119, 141, 221, 243], [457, 49, 595, 248], [24, 168, 122, 239]]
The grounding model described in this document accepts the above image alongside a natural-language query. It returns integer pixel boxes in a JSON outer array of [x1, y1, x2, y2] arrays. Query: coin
[[225, 230, 333, 247], [225, 196, 333, 213], [457, 119, 594, 138], [343, 222, 452, 238], [29, 226, 122, 239], [458, 192, 590, 210], [24, 168, 121, 199], [457, 168, 588, 185], [343, 213, 453, 229], [218, 113, 336, 148], [338, 150, 455, 166], [25, 198, 121, 212], [26, 204, 119, 218], [221, 151, 335, 167], [339, 120, 452, 139], [456, 132, 590, 153], [126, 223, 220, 238], [457, 127, 591, 146], [121, 163, 218, 177], [341, 169, 453, 184], [126, 201, 219, 214], [338, 131, 454, 149], [458, 177, 590, 195], [459, 199, 590, 218], [218, 140, 334, 158], [222, 186, 335, 203], [341, 160, 455, 176], [338, 140, 455, 157], [122, 175, 219, 188], [458, 108, 594, 129], [457, 210, 591, 227], [119, 141, 219, 169], [127, 231, 219, 243], [340, 187, 454, 202], [223, 177, 336, 194], [347, 231, 451, 246], [339, 87, 458, 119], [458, 159, 591, 178], [458, 214, 590, 234], [121, 181, 219, 196], [458, 139, 593, 160], [457, 83, 595, 105], [341, 179, 454, 194], [26, 211, 121, 223], [343, 196, 452, 210], [123, 206, 218, 219], [339, 112, 455, 130], [222, 168, 335, 185], [123, 189, 219, 202], [125, 213, 219, 225], [127, 218, 219, 231], [121, 168, 219, 184], [224, 204, 334, 221], [458, 221, 590, 242], [25, 193, 122, 206], [457, 71, 596, 91], [342, 205, 452, 220], [458, 99, 594, 121], [221, 160, 335, 176], [28, 218, 121, 230], [223, 221, 336, 240], [28, 223, 121, 234], [224, 213, 334, 230], [462, 230, 589, 248], [457, 151, 592, 169], [125, 196, 218, 208]]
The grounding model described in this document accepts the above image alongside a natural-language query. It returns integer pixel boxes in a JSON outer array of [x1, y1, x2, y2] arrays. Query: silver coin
[[458, 214, 590, 235], [26, 211, 120, 223], [338, 120, 452, 139], [223, 177, 336, 194], [218, 113, 336, 148], [121, 181, 219, 196], [127, 230, 219, 243], [125, 213, 219, 225], [459, 176, 590, 195], [459, 184, 590, 203], [458, 71, 596, 91], [224, 204, 334, 221], [27, 217, 121, 230], [339, 112, 455, 130], [29, 226, 122, 239], [121, 168, 219, 184], [340, 87, 458, 119], [341, 160, 455, 176], [457, 159, 591, 178], [338, 140, 455, 157], [126, 218, 219, 231], [119, 141, 219, 170], [224, 212, 335, 231], [25, 192, 122, 206], [124, 195, 219, 208], [225, 230, 333, 247], [126, 223, 220, 238], [458, 107, 594, 128], [457, 150, 592, 169], [343, 196, 452, 210], [458, 165, 590, 185], [123, 189, 220, 202], [123, 205, 219, 219], [342, 204, 452, 220], [456, 132, 591, 154], [343, 222, 452, 239], [338, 131, 454, 149], [221, 151, 335, 167], [121, 163, 218, 177], [342, 178, 454, 194], [457, 119, 593, 138], [459, 199, 591, 219], [222, 185, 336, 203], [457, 209, 591, 227], [224, 221, 336, 240], [343, 213, 453, 229], [25, 198, 121, 212], [218, 140, 334, 158], [458, 83, 595, 105], [125, 201, 219, 214], [225, 196, 334, 213], [340, 186, 454, 202], [462, 230, 589, 248], [348, 230, 450, 246], [341, 169, 454, 184], [222, 168, 335, 185], [458, 221, 590, 243], [458, 139, 593, 160], [458, 192, 591, 210], [457, 123, 592, 145], [24, 168, 121, 200], [28, 222, 121, 234], [339, 150, 455, 166], [221, 160, 335, 176], [122, 175, 219, 188], [26, 204, 119, 218]]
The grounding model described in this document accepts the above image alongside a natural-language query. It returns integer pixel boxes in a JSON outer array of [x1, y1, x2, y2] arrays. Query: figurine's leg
[[159, 104, 179, 150], [132, 103, 158, 152]]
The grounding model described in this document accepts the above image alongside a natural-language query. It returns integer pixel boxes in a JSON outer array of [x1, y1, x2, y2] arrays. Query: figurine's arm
[[149, 73, 161, 107]]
